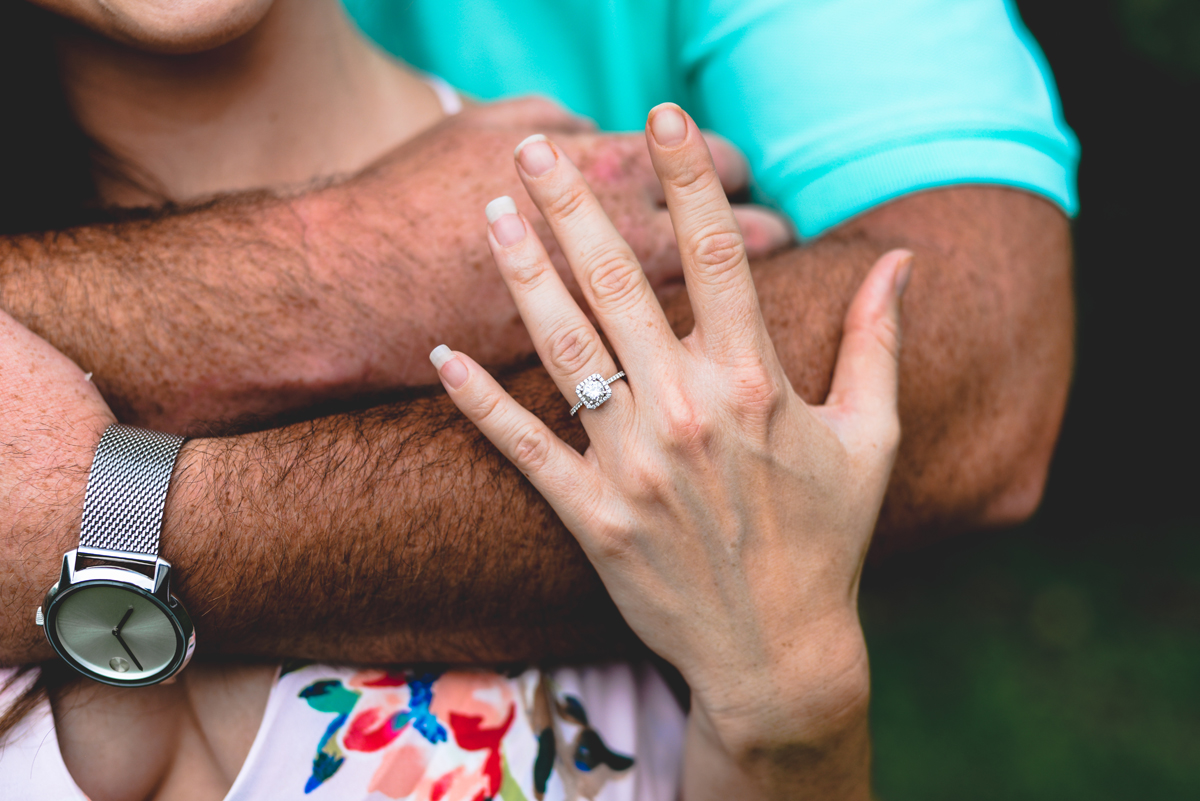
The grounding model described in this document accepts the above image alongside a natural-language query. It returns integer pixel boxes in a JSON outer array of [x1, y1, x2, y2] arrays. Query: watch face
[[52, 583, 181, 683]]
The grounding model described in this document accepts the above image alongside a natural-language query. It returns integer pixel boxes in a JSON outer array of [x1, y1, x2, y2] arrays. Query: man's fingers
[[612, 206, 788, 287], [469, 96, 597, 133], [623, 211, 683, 290], [645, 103, 764, 358], [429, 346, 598, 521], [562, 131, 750, 202], [731, 206, 793, 258], [702, 132, 750, 197], [823, 249, 912, 450]]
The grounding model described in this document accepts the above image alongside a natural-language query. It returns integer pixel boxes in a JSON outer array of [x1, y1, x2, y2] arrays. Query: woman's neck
[[54, 0, 444, 207]]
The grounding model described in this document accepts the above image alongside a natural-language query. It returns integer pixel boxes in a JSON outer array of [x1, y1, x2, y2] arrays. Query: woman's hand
[[0, 309, 116, 662], [430, 104, 910, 799]]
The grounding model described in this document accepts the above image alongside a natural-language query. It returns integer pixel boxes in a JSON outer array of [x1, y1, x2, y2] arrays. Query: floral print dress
[[0, 663, 687, 801]]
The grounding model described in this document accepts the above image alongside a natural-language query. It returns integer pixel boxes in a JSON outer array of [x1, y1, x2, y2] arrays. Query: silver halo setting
[[570, 371, 626, 417]]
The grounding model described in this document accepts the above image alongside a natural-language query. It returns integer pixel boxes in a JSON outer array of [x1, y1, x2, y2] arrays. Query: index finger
[[645, 104, 767, 359]]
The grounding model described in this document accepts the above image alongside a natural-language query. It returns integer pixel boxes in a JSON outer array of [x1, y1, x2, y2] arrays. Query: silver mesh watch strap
[[78, 424, 186, 562]]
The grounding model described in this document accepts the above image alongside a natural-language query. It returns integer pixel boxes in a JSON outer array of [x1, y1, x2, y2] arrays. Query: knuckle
[[847, 312, 903, 365], [469, 387, 509, 427], [729, 366, 783, 417], [668, 158, 721, 196], [873, 315, 904, 364], [659, 390, 713, 454], [587, 515, 637, 562], [689, 225, 746, 279], [720, 364, 782, 445], [521, 96, 558, 115], [585, 251, 644, 308], [543, 182, 591, 221], [499, 251, 548, 290], [510, 425, 554, 473], [545, 324, 602, 376], [620, 453, 672, 504]]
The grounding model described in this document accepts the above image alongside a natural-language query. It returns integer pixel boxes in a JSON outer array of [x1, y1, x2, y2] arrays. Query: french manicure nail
[[650, 104, 687, 146], [486, 196, 526, 246], [430, 344, 469, 388], [485, 196, 517, 224], [514, 134, 557, 177], [894, 252, 914, 298]]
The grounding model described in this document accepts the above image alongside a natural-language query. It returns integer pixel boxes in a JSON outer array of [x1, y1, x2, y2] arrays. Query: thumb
[[822, 249, 911, 445]]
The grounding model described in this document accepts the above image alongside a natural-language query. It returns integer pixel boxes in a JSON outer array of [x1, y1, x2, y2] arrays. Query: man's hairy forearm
[[0, 191, 423, 433], [170, 378, 630, 664], [4, 185, 1071, 664], [0, 112, 706, 435], [733, 186, 1073, 550], [7, 362, 639, 666]]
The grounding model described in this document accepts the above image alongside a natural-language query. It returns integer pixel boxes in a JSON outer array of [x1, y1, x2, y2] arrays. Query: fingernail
[[515, 134, 557, 177], [486, 196, 526, 246], [894, 251, 914, 298], [430, 344, 469, 389], [649, 104, 687, 146]]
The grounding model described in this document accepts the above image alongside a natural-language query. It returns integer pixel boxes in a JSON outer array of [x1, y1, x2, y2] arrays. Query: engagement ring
[[570, 371, 626, 416]]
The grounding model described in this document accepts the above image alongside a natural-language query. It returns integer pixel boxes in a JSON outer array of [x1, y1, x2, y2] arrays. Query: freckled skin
[[0, 184, 1072, 672], [0, 4, 1071, 799], [2, 0, 1069, 691]]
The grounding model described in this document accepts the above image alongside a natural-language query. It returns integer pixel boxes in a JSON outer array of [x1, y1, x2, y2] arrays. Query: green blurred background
[[862, 1, 1200, 796]]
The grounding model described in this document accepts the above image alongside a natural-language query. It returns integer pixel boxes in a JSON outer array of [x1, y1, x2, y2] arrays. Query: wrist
[[682, 620, 872, 800], [688, 611, 871, 763]]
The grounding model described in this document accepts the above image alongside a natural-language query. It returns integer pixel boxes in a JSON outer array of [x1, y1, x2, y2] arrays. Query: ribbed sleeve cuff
[[786, 138, 1079, 240]]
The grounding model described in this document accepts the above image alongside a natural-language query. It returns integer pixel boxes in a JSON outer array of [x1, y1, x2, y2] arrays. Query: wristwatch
[[37, 424, 196, 687]]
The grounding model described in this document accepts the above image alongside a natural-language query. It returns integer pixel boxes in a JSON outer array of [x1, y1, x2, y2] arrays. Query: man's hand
[[0, 309, 116, 659], [0, 97, 788, 433], [298, 97, 790, 386]]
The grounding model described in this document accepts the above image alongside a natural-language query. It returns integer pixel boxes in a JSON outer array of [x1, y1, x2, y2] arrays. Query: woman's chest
[[4, 663, 684, 801]]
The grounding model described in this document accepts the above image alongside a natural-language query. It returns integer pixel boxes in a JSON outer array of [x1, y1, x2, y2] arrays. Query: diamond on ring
[[570, 371, 626, 416], [576, 374, 612, 409]]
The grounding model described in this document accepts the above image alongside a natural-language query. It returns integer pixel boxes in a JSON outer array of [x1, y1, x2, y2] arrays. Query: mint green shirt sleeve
[[342, 0, 1078, 240], [679, 0, 1079, 238]]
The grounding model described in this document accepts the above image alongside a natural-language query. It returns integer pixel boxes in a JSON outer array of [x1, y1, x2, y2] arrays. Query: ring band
[[570, 371, 626, 416]]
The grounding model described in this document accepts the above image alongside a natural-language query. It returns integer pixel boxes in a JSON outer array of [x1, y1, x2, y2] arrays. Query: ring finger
[[485, 196, 630, 433]]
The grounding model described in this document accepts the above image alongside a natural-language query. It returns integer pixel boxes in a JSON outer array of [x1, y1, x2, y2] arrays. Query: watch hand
[[113, 630, 144, 671], [113, 605, 134, 636]]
